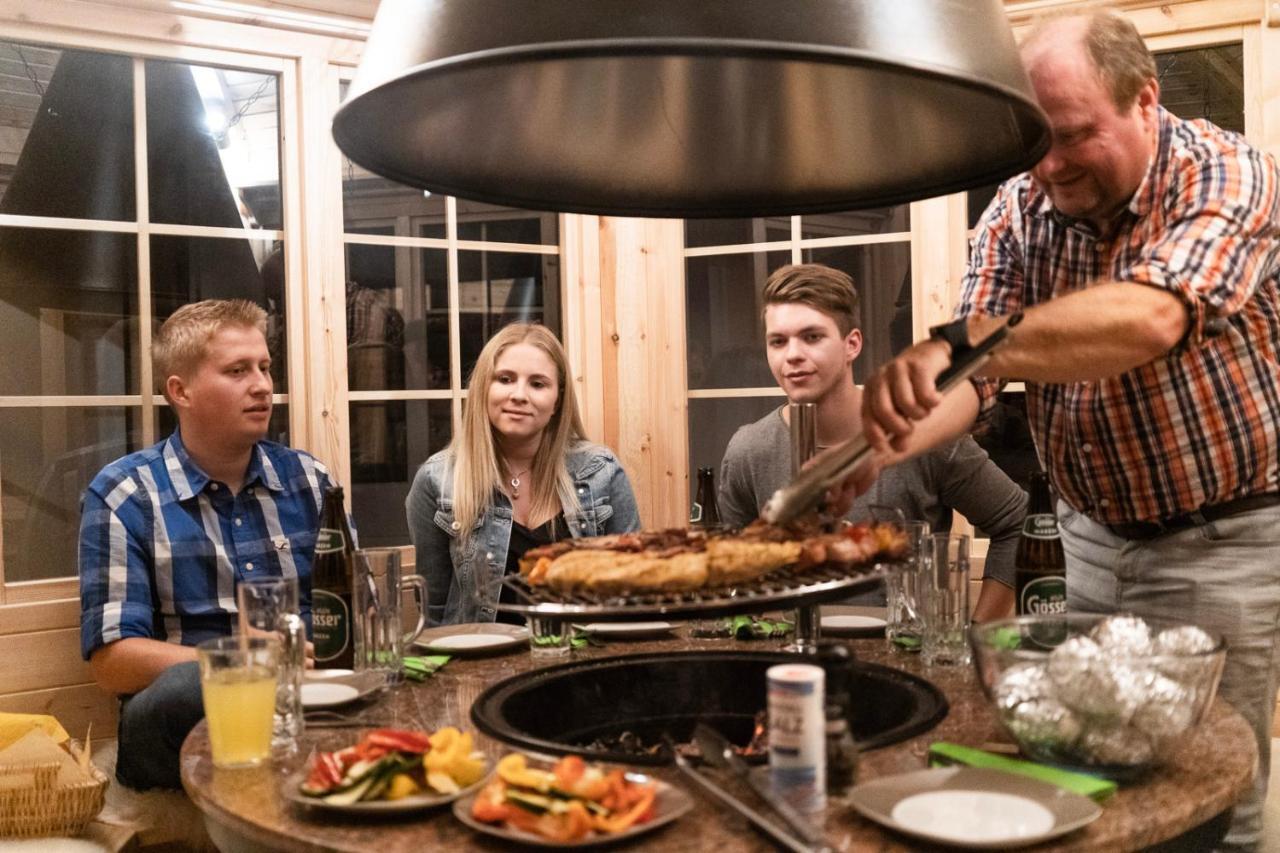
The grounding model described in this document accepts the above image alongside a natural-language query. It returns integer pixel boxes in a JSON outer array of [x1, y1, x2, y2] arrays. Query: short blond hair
[[762, 264, 860, 336], [153, 299, 268, 391], [1024, 10, 1156, 110]]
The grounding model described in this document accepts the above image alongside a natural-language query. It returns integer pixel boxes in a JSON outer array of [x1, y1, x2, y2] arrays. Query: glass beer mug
[[353, 548, 427, 682]]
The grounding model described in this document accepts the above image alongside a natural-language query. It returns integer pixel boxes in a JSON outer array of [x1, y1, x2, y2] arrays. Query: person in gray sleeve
[[718, 263, 1027, 621]]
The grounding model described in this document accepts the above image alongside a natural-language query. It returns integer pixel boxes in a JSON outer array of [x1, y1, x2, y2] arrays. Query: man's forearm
[[89, 637, 198, 695], [966, 282, 1188, 383]]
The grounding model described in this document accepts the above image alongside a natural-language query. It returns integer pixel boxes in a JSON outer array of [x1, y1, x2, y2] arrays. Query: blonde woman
[[407, 323, 640, 625]]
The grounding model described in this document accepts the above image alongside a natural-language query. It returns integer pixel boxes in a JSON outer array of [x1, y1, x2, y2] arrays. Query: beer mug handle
[[400, 573, 428, 646]]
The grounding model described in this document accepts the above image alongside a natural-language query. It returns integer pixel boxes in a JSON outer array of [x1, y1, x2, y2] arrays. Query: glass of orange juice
[[198, 635, 280, 769]]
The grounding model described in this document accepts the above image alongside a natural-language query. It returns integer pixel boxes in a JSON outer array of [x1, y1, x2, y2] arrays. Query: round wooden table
[[181, 632, 1255, 852]]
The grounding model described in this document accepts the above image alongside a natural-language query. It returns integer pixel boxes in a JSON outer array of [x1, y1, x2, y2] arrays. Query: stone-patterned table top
[[181, 632, 1255, 852]]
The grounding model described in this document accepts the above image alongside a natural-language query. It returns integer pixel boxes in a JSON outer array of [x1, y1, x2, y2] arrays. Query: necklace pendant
[[511, 476, 520, 499]]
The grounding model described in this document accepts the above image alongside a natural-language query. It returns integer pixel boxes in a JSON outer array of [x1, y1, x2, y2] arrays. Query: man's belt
[[1106, 493, 1280, 541]]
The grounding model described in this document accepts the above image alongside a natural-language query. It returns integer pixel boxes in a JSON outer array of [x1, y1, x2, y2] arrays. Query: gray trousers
[[1059, 499, 1280, 851]]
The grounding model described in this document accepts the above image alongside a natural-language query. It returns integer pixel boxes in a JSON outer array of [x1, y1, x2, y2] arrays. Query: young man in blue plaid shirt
[[78, 299, 335, 790]]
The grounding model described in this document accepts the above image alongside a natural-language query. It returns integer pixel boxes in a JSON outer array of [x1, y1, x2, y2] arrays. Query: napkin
[[928, 742, 1116, 802], [0, 712, 70, 751], [402, 655, 451, 682], [0, 729, 92, 789]]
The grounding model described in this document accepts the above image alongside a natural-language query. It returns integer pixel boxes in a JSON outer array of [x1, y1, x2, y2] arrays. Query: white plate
[[575, 622, 675, 639], [301, 682, 361, 709], [453, 776, 692, 847], [821, 614, 886, 635], [283, 765, 490, 815], [303, 668, 355, 680], [413, 622, 529, 655], [849, 767, 1102, 850]]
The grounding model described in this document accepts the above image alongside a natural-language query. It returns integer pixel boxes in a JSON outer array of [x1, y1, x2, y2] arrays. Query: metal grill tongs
[[762, 317, 1020, 526]]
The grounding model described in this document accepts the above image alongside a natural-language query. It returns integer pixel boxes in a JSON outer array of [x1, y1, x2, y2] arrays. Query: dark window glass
[[685, 250, 791, 390], [457, 250, 561, 385], [456, 199, 558, 245], [145, 60, 281, 230], [800, 206, 909, 239], [0, 228, 140, 395], [2, 407, 143, 581], [0, 43, 135, 221], [685, 217, 790, 249], [1156, 43, 1244, 132], [351, 400, 452, 547], [150, 235, 286, 392], [802, 243, 912, 384], [688, 396, 784, 508]]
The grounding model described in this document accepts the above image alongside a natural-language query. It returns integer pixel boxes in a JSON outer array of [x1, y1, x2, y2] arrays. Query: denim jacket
[[406, 443, 642, 625]]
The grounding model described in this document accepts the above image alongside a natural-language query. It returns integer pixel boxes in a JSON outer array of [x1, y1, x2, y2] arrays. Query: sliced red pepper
[[364, 728, 432, 754], [301, 750, 345, 794]]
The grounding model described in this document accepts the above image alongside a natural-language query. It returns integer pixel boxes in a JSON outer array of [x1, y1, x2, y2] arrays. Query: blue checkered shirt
[[78, 431, 334, 660]]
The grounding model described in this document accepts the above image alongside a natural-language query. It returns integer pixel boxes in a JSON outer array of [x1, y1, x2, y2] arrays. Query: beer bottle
[[1015, 472, 1067, 617], [690, 466, 722, 529], [311, 486, 356, 669]]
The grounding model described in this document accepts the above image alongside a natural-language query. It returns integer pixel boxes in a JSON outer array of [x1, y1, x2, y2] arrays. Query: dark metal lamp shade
[[333, 0, 1049, 218]]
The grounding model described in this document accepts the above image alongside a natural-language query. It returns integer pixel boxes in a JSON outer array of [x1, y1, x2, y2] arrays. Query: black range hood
[[333, 0, 1049, 218]]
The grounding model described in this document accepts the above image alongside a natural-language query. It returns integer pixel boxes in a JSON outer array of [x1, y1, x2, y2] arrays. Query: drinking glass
[[528, 616, 572, 657], [197, 635, 280, 769], [921, 533, 971, 667], [354, 548, 427, 682], [236, 576, 306, 749], [884, 520, 931, 652]]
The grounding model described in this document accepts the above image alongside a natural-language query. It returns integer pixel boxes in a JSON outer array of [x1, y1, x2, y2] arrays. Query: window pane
[[2, 406, 143, 582], [800, 206, 909, 238], [972, 390, 1042, 494], [685, 251, 790, 390], [458, 250, 561, 384], [1157, 43, 1243, 132], [688, 396, 783, 507], [344, 239, 427, 392], [0, 43, 135, 221], [351, 399, 451, 547], [967, 183, 1001, 230], [456, 199, 558, 245], [150, 235, 287, 392], [146, 60, 282, 230], [685, 217, 789, 249], [0, 228, 140, 395], [802, 243, 912, 384], [157, 401, 289, 447]]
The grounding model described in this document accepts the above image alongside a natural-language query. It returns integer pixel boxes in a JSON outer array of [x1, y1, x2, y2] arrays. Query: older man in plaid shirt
[[78, 299, 336, 791], [858, 11, 1280, 850]]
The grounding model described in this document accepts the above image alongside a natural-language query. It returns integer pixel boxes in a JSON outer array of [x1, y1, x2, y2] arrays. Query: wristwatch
[[928, 317, 972, 359]]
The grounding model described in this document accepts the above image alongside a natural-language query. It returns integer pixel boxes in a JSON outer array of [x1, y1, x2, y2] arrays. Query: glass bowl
[[969, 613, 1225, 779]]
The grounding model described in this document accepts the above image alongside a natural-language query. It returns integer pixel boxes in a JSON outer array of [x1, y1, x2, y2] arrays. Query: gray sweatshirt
[[717, 407, 1027, 587]]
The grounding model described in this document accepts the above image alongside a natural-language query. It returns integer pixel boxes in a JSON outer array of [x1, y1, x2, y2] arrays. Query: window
[[683, 207, 911, 506], [0, 41, 285, 586], [337, 83, 562, 546]]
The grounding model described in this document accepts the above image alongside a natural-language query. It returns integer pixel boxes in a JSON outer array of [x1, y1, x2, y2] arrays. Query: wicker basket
[[0, 755, 110, 839]]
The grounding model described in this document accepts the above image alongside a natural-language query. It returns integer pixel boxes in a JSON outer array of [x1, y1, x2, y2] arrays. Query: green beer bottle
[[1015, 471, 1067, 619], [311, 486, 355, 669]]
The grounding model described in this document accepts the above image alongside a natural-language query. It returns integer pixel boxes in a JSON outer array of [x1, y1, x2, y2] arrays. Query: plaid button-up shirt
[[78, 431, 333, 660], [960, 107, 1280, 525]]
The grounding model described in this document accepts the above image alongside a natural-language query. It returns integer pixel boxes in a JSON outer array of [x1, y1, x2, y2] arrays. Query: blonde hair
[[153, 299, 268, 399], [761, 263, 860, 336], [1023, 10, 1156, 110], [450, 323, 587, 539]]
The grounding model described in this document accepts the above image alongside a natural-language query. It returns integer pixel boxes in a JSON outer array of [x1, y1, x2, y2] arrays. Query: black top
[[498, 513, 571, 625]]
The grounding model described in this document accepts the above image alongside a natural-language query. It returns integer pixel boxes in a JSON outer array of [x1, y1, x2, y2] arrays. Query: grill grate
[[493, 560, 895, 621]]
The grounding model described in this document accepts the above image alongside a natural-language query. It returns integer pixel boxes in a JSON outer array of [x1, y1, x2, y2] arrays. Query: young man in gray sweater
[[717, 263, 1026, 620]]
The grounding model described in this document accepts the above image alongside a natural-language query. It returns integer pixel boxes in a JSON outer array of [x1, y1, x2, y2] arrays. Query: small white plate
[[576, 621, 675, 639], [303, 668, 355, 680], [849, 767, 1102, 849], [301, 682, 361, 709], [821, 614, 886, 636], [413, 623, 530, 655]]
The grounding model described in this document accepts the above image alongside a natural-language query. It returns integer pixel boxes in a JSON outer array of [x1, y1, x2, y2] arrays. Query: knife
[[693, 724, 831, 850], [761, 316, 1021, 526]]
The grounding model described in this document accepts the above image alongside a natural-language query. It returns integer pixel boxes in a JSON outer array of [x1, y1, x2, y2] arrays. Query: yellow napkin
[[0, 712, 69, 752]]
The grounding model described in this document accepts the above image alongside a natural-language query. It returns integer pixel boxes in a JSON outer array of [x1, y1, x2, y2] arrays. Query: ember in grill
[[581, 713, 770, 764]]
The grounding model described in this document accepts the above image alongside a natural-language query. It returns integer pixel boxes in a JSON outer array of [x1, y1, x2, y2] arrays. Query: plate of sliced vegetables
[[453, 753, 692, 846], [284, 727, 490, 814]]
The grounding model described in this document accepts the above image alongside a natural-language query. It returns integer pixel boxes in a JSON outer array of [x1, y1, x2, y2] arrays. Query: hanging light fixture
[[333, 0, 1049, 217]]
